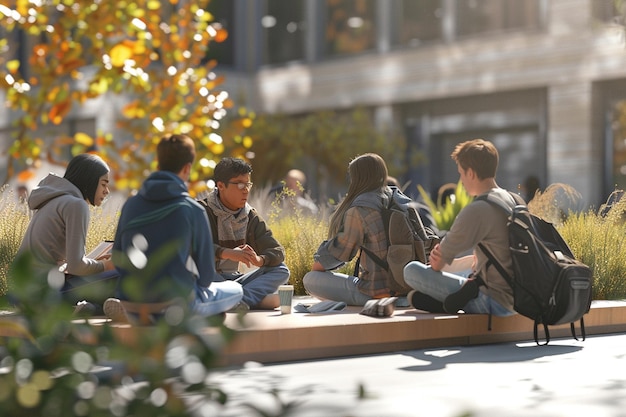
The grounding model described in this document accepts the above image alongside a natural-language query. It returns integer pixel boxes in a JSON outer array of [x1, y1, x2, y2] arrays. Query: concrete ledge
[[216, 300, 626, 366]]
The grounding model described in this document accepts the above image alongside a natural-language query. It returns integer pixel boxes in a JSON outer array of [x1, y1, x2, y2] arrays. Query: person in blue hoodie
[[303, 153, 416, 306], [106, 134, 243, 323]]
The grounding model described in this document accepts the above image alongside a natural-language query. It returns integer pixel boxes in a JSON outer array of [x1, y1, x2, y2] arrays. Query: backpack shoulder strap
[[475, 190, 519, 286], [358, 193, 391, 271], [477, 242, 513, 286], [353, 193, 392, 276], [475, 189, 521, 215]]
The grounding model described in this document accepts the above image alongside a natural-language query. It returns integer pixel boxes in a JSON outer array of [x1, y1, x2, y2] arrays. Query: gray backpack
[[355, 189, 440, 295]]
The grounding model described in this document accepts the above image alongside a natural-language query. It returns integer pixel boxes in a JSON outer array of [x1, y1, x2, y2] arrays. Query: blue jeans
[[192, 280, 244, 316], [302, 271, 373, 306], [219, 263, 290, 307], [403, 261, 514, 316]]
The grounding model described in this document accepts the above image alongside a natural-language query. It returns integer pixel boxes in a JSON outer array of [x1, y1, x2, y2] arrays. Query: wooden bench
[[5, 300, 625, 367], [214, 300, 626, 366]]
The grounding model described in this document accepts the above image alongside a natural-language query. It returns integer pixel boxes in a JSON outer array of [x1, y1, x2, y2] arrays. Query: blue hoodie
[[112, 171, 216, 303]]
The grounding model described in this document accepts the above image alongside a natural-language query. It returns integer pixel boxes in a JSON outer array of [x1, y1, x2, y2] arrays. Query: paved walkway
[[203, 332, 626, 417]]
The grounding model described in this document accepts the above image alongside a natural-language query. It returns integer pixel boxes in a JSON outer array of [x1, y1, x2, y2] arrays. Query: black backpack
[[355, 188, 440, 296], [476, 192, 593, 345]]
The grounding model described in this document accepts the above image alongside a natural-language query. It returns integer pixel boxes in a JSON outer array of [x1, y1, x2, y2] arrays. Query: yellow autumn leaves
[[1, 0, 247, 193]]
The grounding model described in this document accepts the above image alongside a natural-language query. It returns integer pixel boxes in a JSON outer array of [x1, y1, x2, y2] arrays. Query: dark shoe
[[73, 300, 97, 318], [443, 279, 480, 314], [407, 290, 445, 313], [307, 300, 347, 313], [360, 297, 397, 317]]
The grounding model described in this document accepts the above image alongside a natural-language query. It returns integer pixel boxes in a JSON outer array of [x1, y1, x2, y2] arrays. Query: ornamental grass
[[2, 182, 626, 300], [532, 186, 626, 300]]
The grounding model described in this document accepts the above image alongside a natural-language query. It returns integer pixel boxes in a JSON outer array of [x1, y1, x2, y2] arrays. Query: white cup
[[278, 285, 294, 314]]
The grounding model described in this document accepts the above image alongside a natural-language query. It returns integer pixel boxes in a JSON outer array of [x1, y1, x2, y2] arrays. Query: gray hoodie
[[17, 173, 104, 278]]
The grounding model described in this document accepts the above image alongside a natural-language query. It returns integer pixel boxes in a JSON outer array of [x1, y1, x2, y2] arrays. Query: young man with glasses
[[199, 157, 290, 311]]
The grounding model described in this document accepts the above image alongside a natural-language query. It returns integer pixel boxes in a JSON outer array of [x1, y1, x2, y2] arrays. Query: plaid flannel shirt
[[315, 205, 393, 298]]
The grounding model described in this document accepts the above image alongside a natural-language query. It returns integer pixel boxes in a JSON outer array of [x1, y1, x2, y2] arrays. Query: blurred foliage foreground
[[0, 187, 327, 416], [1, 250, 244, 416]]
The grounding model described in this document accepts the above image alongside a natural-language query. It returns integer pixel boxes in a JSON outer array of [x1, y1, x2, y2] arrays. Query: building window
[[598, 80, 626, 198], [325, 0, 376, 57], [204, 0, 235, 67], [262, 0, 306, 65], [402, 90, 546, 197], [610, 100, 626, 192], [592, 0, 626, 24], [455, 0, 542, 38], [395, 0, 444, 47]]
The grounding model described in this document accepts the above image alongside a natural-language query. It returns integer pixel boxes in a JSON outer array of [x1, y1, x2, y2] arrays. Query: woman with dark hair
[[302, 153, 414, 305], [15, 153, 117, 310]]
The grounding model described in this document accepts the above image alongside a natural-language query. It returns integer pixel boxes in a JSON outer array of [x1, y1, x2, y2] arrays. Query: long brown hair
[[328, 153, 388, 237]]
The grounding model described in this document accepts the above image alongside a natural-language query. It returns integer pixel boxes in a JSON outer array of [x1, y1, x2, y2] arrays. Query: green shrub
[[270, 212, 357, 296], [480, 182, 626, 301], [532, 186, 626, 300], [558, 210, 626, 300], [264, 186, 358, 296], [417, 181, 473, 232], [85, 207, 119, 255], [527, 182, 584, 226], [264, 186, 327, 296], [271, 213, 327, 295]]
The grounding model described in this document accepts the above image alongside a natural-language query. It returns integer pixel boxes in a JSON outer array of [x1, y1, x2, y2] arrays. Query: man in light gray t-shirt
[[404, 139, 523, 316]]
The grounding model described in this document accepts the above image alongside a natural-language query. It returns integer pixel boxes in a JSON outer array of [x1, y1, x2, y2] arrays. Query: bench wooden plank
[[216, 301, 626, 366], [7, 301, 622, 367]]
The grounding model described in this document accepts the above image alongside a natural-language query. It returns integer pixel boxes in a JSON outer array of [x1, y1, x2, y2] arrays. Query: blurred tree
[[247, 107, 416, 198], [0, 0, 250, 194]]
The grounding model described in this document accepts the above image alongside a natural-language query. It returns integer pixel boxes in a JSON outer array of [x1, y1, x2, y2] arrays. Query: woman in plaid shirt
[[303, 153, 415, 305]]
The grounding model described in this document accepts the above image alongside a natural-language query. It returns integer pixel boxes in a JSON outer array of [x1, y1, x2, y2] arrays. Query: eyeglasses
[[228, 181, 253, 190]]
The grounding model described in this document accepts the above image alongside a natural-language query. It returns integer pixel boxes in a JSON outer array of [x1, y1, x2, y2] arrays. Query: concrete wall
[[243, 0, 626, 207], [3, 0, 626, 207]]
